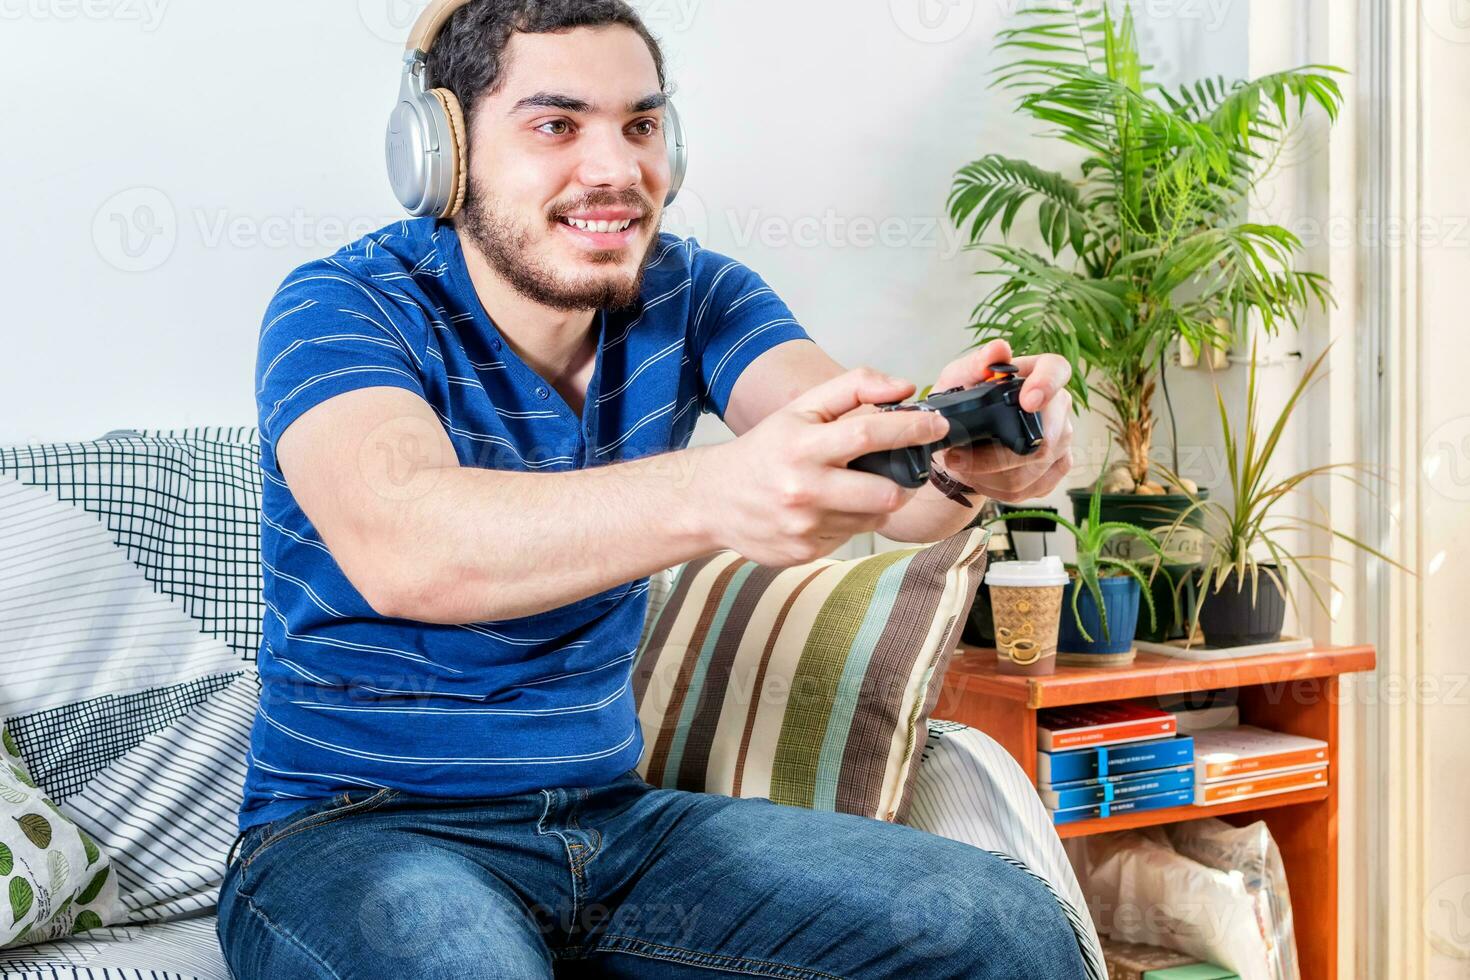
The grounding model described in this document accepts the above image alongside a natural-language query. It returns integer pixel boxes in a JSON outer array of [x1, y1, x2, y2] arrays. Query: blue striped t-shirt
[[241, 218, 813, 832]]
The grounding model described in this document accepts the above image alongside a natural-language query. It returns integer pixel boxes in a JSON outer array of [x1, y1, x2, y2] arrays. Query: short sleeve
[[255, 260, 428, 472], [689, 245, 814, 419]]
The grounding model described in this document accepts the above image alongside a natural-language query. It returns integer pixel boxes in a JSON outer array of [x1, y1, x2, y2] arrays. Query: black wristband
[[929, 465, 978, 508]]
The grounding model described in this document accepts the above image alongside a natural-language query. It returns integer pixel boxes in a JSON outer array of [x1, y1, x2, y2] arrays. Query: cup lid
[[984, 556, 1069, 588]]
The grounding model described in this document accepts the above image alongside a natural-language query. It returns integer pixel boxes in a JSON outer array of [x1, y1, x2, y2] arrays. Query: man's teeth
[[562, 217, 634, 233]]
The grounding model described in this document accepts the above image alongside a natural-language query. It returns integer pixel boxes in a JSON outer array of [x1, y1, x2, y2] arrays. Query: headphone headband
[[405, 0, 473, 57]]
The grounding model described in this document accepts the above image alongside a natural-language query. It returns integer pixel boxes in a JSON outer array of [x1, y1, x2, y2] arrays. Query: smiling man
[[216, 1, 1085, 977]]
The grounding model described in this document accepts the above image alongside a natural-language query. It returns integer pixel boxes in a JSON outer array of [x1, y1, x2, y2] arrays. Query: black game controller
[[847, 364, 1046, 488]]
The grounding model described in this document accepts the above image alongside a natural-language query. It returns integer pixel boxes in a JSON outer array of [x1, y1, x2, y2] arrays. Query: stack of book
[[1191, 726, 1329, 805], [1036, 702, 1196, 825]]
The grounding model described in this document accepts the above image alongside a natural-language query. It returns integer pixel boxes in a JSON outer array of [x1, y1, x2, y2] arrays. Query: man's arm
[[721, 338, 1076, 543], [276, 373, 944, 625], [721, 340, 984, 544]]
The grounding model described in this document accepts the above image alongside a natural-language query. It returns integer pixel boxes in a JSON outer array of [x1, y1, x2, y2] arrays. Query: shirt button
[[490, 338, 502, 353], [535, 386, 550, 399]]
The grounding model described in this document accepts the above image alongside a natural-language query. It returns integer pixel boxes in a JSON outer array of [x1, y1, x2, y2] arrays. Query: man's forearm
[[373, 446, 722, 624], [876, 477, 981, 544]]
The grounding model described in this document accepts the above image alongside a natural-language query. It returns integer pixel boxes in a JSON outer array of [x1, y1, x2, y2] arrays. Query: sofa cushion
[[631, 528, 988, 822], [0, 724, 119, 948], [0, 429, 262, 929]]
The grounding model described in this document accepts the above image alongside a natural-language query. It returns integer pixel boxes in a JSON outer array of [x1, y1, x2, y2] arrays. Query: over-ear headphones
[[386, 0, 688, 219]]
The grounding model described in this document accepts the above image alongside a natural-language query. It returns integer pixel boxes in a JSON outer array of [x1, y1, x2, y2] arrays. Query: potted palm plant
[[1160, 343, 1407, 647], [950, 2, 1343, 536], [987, 470, 1169, 666]]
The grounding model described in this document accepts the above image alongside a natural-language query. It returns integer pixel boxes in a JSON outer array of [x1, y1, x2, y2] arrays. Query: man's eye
[[538, 120, 572, 136], [630, 119, 658, 137]]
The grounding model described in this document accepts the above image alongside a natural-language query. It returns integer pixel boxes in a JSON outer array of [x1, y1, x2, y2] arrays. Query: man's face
[[457, 25, 670, 312]]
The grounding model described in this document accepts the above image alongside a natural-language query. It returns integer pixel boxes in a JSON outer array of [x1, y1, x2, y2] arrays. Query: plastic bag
[[1167, 819, 1300, 980], [1079, 828, 1273, 980]]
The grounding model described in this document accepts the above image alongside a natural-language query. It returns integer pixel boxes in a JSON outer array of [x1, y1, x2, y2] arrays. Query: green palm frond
[[954, 0, 1344, 486]]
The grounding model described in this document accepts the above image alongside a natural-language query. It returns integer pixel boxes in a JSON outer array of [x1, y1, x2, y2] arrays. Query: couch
[[0, 427, 1104, 979]]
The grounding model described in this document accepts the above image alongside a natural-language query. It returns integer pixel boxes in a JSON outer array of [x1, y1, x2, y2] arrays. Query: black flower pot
[[1196, 566, 1287, 647]]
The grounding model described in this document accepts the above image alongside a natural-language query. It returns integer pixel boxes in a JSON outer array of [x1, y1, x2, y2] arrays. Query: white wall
[[0, 0, 1240, 485]]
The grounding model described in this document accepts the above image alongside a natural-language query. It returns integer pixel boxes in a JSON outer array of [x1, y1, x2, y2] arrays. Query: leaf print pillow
[[0, 724, 119, 948]]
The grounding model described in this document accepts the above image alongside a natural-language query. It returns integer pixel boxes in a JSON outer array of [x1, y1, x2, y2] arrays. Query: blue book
[[1038, 735, 1195, 785], [1049, 787, 1195, 826], [1040, 766, 1195, 810]]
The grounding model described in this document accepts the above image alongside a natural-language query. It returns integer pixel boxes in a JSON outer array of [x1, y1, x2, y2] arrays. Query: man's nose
[[575, 125, 643, 190]]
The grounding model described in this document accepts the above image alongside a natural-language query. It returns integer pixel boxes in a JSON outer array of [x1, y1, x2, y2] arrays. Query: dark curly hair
[[427, 0, 668, 127]]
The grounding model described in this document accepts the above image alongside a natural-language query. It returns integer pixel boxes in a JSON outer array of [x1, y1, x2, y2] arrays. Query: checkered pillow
[[0, 428, 263, 928]]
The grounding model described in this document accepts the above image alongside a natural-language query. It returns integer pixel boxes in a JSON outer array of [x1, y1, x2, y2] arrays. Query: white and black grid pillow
[[0, 427, 264, 925]]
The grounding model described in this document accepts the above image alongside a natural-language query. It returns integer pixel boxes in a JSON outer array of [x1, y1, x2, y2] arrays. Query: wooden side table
[[936, 643, 1376, 980]]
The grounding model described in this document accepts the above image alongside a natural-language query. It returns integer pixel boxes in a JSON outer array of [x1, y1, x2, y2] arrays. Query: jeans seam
[[539, 789, 585, 928], [240, 788, 398, 877], [591, 934, 848, 980], [242, 892, 346, 980]]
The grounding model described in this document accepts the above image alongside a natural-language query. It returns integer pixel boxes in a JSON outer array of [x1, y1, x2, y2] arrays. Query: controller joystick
[[847, 363, 1045, 489]]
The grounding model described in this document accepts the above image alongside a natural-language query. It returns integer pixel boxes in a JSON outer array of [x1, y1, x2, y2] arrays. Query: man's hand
[[697, 368, 950, 566], [930, 339, 1075, 504]]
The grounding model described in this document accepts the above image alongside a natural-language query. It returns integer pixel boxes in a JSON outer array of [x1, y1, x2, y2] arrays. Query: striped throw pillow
[[631, 528, 988, 822]]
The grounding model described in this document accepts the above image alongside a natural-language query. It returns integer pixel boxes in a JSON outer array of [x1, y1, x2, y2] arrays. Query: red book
[[1037, 702, 1178, 753]]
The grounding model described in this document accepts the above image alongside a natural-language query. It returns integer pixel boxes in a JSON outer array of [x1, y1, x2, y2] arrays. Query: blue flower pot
[[1057, 576, 1142, 656]]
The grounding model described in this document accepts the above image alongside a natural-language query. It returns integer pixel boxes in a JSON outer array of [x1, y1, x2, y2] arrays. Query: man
[[217, 1, 1086, 977]]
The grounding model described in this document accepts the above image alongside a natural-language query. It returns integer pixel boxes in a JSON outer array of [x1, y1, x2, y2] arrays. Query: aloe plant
[[1158, 341, 1409, 634], [987, 474, 1169, 642], [951, 1, 1344, 487]]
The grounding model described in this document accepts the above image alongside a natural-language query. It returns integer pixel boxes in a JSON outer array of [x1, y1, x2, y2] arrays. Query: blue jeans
[[217, 768, 1088, 979]]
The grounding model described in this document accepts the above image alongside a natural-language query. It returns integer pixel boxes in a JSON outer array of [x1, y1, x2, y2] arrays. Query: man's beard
[[456, 176, 658, 313]]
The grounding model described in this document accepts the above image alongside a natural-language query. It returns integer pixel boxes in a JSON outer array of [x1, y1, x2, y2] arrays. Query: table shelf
[[937, 641, 1376, 980]]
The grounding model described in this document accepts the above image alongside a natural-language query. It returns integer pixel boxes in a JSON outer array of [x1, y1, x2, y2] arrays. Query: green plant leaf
[[72, 909, 103, 934], [76, 866, 109, 906], [15, 812, 52, 849], [0, 841, 12, 876], [79, 830, 100, 868], [9, 876, 33, 922]]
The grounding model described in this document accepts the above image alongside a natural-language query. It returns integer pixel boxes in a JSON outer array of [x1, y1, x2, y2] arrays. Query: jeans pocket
[[239, 787, 398, 883]]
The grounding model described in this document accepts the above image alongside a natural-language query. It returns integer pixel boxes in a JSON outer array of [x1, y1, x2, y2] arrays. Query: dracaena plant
[[987, 471, 1170, 642], [951, 0, 1344, 488], [1157, 341, 1409, 634]]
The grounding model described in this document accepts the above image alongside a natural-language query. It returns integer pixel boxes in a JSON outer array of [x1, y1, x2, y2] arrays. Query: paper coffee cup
[[984, 557, 1068, 676]]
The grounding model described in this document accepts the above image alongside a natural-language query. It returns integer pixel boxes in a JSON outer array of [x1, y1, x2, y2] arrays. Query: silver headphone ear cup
[[386, 91, 460, 218], [664, 100, 688, 207]]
